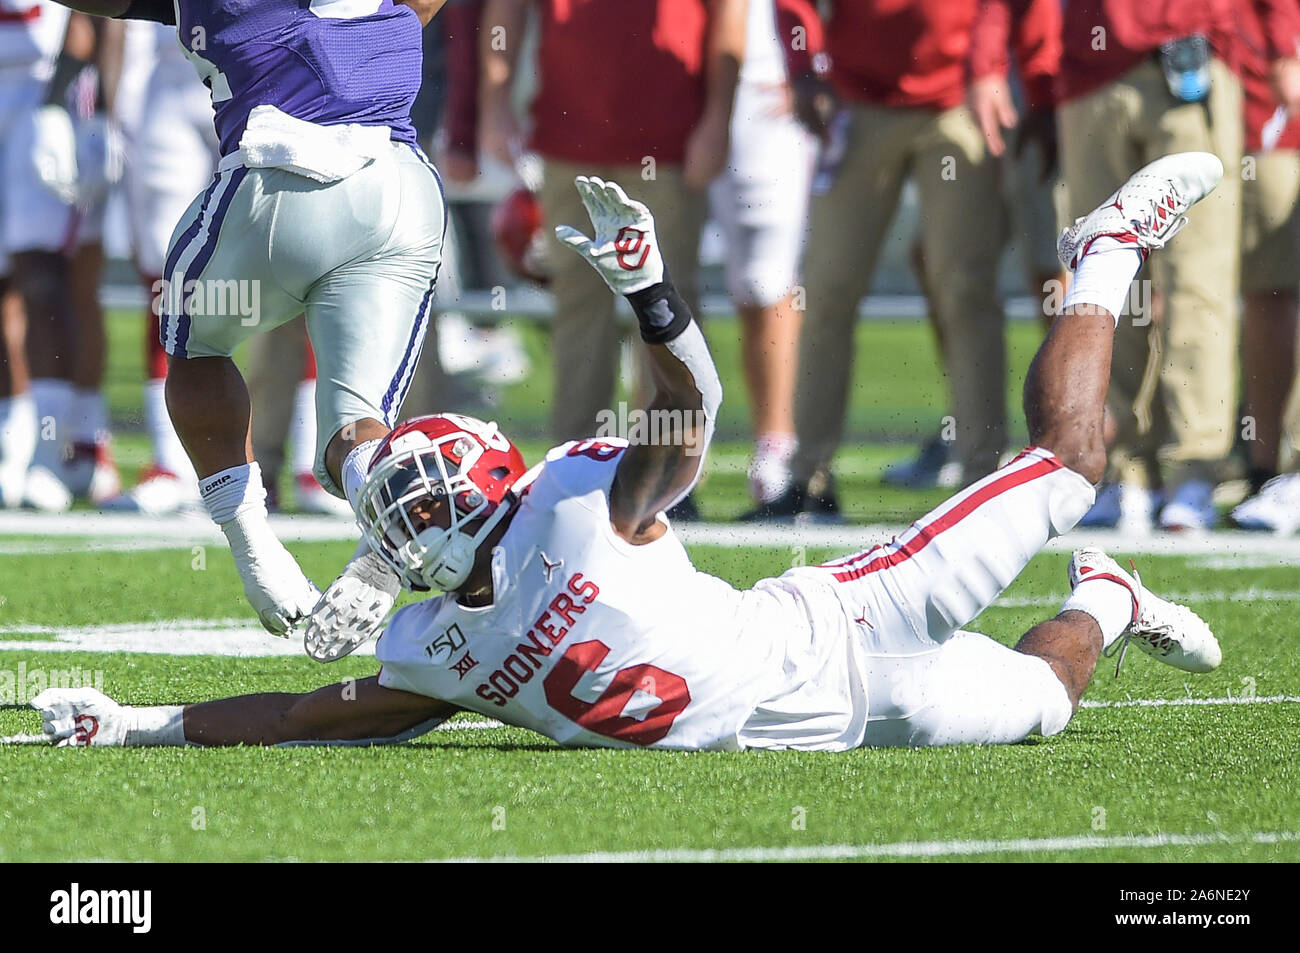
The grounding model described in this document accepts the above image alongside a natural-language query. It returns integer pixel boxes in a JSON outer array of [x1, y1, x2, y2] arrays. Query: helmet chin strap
[[417, 494, 520, 593]]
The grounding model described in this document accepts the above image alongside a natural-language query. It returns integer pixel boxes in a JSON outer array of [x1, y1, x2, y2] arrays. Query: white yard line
[[436, 829, 1300, 863], [3, 511, 1300, 559]]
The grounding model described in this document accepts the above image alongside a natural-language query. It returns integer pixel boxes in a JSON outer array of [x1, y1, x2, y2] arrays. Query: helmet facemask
[[357, 424, 517, 592]]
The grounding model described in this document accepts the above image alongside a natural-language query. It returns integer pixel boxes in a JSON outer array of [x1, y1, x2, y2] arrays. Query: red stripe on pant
[[830, 452, 1064, 584]]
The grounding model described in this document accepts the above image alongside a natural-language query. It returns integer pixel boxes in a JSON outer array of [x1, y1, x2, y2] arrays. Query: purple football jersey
[[174, 0, 423, 155]]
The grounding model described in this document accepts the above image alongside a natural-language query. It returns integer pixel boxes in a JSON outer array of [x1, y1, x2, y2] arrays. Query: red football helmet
[[491, 187, 551, 285], [357, 414, 528, 592]]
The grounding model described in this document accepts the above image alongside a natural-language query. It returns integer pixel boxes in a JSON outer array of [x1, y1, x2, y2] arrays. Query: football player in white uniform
[[32, 160, 1226, 752]]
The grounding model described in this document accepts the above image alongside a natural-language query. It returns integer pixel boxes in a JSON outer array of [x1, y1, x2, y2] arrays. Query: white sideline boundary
[[436, 830, 1300, 863], [4, 510, 1300, 559]]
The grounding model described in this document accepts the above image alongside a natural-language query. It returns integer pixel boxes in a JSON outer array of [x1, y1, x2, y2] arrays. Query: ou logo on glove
[[74, 714, 99, 744], [615, 227, 651, 270]]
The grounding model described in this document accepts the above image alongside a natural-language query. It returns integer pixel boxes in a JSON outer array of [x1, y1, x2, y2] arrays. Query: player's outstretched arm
[[555, 176, 722, 541], [31, 678, 456, 747]]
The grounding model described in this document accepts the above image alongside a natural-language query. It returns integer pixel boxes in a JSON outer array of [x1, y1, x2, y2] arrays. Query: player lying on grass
[[31, 163, 1224, 751]]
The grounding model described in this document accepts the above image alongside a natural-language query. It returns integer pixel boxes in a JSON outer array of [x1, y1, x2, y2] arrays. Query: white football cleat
[[224, 514, 321, 635], [1068, 548, 1222, 675], [303, 548, 401, 662], [1058, 152, 1224, 270], [1231, 473, 1300, 536], [293, 471, 355, 517], [30, 686, 128, 746]]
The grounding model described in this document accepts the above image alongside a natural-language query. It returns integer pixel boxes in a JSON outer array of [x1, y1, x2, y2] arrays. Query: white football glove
[[554, 176, 665, 295], [31, 687, 129, 747], [75, 114, 125, 207], [29, 104, 79, 205]]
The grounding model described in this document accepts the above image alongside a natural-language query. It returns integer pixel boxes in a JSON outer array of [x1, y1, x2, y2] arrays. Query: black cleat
[[738, 474, 843, 524]]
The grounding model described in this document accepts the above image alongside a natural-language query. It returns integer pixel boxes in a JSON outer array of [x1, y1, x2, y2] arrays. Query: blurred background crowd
[[2, 0, 1300, 536]]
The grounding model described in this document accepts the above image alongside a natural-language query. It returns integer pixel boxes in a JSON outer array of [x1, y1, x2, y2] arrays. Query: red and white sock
[[1062, 236, 1144, 327]]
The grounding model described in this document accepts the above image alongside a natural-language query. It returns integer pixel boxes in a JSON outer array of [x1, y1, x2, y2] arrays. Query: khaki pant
[[1060, 57, 1243, 485], [1241, 150, 1300, 470], [540, 158, 706, 441], [793, 103, 1007, 483]]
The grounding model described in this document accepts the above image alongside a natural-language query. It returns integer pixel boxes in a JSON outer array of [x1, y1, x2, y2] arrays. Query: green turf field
[[0, 309, 1296, 862]]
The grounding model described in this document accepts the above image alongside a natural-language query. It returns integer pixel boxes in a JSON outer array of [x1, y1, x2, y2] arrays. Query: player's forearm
[[479, 0, 527, 109], [611, 280, 721, 529], [184, 679, 456, 747], [183, 692, 307, 746]]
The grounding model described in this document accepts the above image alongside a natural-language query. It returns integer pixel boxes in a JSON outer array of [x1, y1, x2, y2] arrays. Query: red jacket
[[1059, 0, 1300, 104], [818, 0, 1060, 111], [969, 0, 1063, 110], [530, 0, 709, 165]]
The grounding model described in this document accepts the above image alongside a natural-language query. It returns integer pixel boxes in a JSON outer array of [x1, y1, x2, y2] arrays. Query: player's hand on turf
[[75, 114, 125, 206], [554, 176, 665, 296], [29, 104, 79, 204], [31, 687, 127, 747]]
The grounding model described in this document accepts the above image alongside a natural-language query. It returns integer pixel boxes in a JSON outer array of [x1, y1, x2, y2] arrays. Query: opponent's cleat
[[1068, 548, 1221, 675], [22, 465, 72, 512], [30, 687, 128, 746], [225, 514, 322, 635], [1057, 152, 1223, 270], [102, 464, 202, 516], [303, 549, 401, 661], [293, 471, 354, 517], [1231, 472, 1300, 535]]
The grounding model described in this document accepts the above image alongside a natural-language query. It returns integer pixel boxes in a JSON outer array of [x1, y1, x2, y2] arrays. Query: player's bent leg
[[860, 631, 1074, 747], [821, 447, 1097, 648]]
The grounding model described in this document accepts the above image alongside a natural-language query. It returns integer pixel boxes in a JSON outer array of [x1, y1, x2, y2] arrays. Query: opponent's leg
[[160, 165, 320, 636]]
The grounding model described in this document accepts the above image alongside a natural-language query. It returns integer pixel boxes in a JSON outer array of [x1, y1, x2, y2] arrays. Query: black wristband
[[626, 276, 694, 345], [44, 53, 89, 107]]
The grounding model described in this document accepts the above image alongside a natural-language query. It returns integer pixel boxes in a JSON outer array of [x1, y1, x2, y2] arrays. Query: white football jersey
[[376, 440, 870, 751]]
